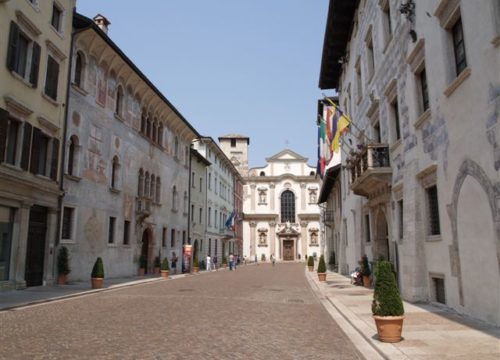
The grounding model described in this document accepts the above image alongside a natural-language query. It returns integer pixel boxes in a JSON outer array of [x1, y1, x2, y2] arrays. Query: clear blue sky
[[76, 0, 332, 168]]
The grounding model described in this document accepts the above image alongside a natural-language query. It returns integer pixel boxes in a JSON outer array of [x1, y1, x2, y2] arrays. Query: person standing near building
[[171, 252, 178, 275], [206, 254, 212, 271], [271, 254, 275, 266], [229, 253, 234, 271], [255, 254, 258, 265], [213, 255, 218, 271]]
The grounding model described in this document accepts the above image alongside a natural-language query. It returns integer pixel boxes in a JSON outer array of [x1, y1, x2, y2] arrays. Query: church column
[[269, 221, 276, 258], [300, 221, 308, 259], [300, 183, 306, 211], [250, 221, 257, 257], [269, 183, 275, 211], [250, 184, 256, 211]]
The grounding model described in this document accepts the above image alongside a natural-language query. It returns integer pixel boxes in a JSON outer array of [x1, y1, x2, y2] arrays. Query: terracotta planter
[[154, 267, 160, 274], [373, 315, 405, 343], [363, 275, 371, 288], [192, 267, 199, 273], [308, 265, 314, 272], [57, 274, 67, 285], [91, 277, 104, 289], [318, 272, 327, 281], [160, 270, 169, 278], [138, 268, 145, 276], [223, 264, 227, 269]]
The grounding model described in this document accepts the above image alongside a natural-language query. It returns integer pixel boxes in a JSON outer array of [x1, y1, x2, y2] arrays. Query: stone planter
[[373, 315, 405, 343], [57, 274, 67, 285], [308, 265, 314, 272], [318, 272, 327, 281], [160, 270, 169, 278], [192, 267, 199, 273], [91, 277, 103, 289], [154, 267, 160, 274]]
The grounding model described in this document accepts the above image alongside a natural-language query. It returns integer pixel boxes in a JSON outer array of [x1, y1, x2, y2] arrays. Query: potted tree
[[361, 255, 371, 288], [160, 257, 169, 278], [307, 255, 314, 272], [57, 246, 70, 285], [91, 257, 104, 289], [192, 255, 200, 273], [139, 254, 147, 276], [222, 256, 228, 269], [154, 256, 161, 274], [317, 254, 327, 281], [372, 260, 405, 343]]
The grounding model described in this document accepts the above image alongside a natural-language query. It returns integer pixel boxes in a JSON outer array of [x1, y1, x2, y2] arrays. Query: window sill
[[49, 25, 64, 40], [390, 138, 402, 153], [114, 113, 124, 122], [443, 67, 471, 97], [71, 83, 88, 96], [64, 173, 81, 182], [109, 187, 121, 194], [107, 243, 118, 248], [414, 108, 432, 130], [42, 92, 59, 107], [1, 162, 23, 173], [60, 239, 76, 244], [26, 0, 41, 12], [426, 234, 442, 242], [34, 174, 54, 182], [10, 70, 35, 89]]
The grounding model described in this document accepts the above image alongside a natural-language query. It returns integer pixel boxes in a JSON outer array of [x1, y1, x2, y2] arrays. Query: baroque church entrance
[[283, 239, 295, 261]]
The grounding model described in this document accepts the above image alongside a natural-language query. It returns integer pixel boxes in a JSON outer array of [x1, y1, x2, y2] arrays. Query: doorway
[[375, 211, 390, 261], [141, 230, 149, 274], [283, 239, 294, 261], [25, 205, 47, 287]]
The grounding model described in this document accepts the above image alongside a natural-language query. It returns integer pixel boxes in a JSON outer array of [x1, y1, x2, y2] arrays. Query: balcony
[[347, 144, 392, 197], [136, 197, 152, 216]]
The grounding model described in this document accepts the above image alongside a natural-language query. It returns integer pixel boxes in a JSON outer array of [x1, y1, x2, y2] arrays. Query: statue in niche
[[257, 228, 268, 246], [258, 188, 267, 204], [308, 188, 318, 203], [309, 228, 319, 246]]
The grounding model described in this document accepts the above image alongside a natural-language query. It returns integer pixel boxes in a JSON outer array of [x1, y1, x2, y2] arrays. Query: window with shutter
[[30, 42, 40, 87], [0, 109, 9, 161], [20, 122, 32, 171], [50, 138, 59, 180], [5, 119, 20, 165], [44, 56, 59, 100], [30, 128, 41, 174]]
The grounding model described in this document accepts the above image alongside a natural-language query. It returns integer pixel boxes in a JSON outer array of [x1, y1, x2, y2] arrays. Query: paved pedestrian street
[[0, 263, 363, 360]]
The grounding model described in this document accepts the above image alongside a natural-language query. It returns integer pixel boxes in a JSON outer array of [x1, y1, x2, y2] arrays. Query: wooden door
[[283, 240, 294, 261], [25, 206, 47, 287]]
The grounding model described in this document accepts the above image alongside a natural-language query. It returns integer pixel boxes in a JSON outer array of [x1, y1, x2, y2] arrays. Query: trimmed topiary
[[361, 255, 371, 277], [91, 257, 104, 278], [193, 255, 199, 268], [307, 256, 314, 267], [57, 246, 70, 275], [317, 255, 326, 273], [372, 260, 404, 316], [161, 257, 169, 271], [222, 256, 228, 265]]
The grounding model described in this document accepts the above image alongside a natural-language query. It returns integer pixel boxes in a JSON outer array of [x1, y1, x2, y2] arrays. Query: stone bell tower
[[218, 134, 250, 177]]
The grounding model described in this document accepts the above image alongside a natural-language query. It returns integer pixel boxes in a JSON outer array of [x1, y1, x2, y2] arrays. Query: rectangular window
[[365, 214, 371, 242], [366, 34, 375, 81], [123, 220, 130, 245], [420, 68, 429, 112], [7, 22, 41, 86], [231, 139, 236, 147], [382, 2, 392, 38], [215, 210, 218, 228], [0, 206, 14, 281], [215, 239, 218, 256], [398, 200, 404, 240], [108, 217, 116, 244], [5, 118, 20, 165], [36, 134, 49, 176], [452, 18, 467, 76], [208, 207, 211, 226], [199, 177, 202, 191], [171, 228, 175, 248], [51, 3, 63, 32], [432, 277, 446, 304], [356, 60, 362, 102], [45, 56, 59, 100], [427, 185, 441, 235], [373, 121, 381, 143], [208, 238, 212, 256], [191, 172, 195, 187], [391, 97, 401, 141], [61, 207, 73, 240], [182, 231, 186, 245], [191, 204, 194, 221], [199, 208, 202, 223]]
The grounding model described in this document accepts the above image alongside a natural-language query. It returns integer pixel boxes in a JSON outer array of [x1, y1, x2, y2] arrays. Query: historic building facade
[[319, 0, 500, 325], [0, 0, 76, 289], [60, 13, 199, 280], [240, 147, 321, 262]]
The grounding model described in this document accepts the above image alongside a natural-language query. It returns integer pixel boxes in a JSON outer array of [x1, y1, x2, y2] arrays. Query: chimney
[[93, 14, 111, 34]]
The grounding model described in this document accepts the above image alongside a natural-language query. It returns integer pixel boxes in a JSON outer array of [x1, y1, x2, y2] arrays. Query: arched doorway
[[375, 211, 389, 261], [141, 230, 150, 274]]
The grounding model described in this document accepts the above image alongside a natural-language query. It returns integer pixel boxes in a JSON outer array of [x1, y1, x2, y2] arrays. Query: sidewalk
[[306, 269, 500, 359]]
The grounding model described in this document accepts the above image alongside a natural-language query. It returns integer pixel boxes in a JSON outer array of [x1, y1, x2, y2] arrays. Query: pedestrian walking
[[255, 254, 258, 265], [271, 254, 276, 266], [213, 255, 218, 271], [206, 255, 212, 271], [171, 252, 178, 275], [229, 254, 234, 271]]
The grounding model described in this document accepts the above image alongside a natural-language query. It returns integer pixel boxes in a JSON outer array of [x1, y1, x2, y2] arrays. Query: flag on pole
[[324, 97, 351, 153], [225, 210, 236, 231]]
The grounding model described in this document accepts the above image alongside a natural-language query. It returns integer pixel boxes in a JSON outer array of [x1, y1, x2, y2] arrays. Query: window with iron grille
[[61, 207, 73, 240], [280, 190, 295, 223], [452, 18, 467, 76], [427, 185, 441, 235], [123, 220, 130, 245]]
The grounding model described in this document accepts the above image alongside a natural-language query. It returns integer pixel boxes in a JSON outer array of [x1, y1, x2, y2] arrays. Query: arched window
[[141, 110, 147, 134], [115, 86, 123, 117], [67, 135, 79, 176], [260, 171, 266, 176], [111, 156, 120, 189], [74, 52, 84, 88], [150, 174, 156, 200], [147, 116, 152, 139], [158, 123, 163, 146], [145, 172, 150, 198], [281, 190, 295, 223], [155, 177, 161, 203], [153, 120, 158, 143], [172, 186, 178, 210], [138, 169, 144, 196]]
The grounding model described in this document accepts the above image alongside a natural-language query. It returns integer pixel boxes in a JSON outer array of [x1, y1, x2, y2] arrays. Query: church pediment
[[276, 222, 301, 235], [266, 149, 308, 163]]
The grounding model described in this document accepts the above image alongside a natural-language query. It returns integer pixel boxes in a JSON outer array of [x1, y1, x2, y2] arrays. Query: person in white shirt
[[206, 255, 212, 271]]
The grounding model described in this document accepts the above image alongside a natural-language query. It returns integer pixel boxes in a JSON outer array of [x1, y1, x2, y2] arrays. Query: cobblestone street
[[0, 263, 363, 359]]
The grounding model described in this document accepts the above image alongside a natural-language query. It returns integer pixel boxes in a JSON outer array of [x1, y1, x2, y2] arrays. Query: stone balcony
[[347, 144, 392, 197], [136, 197, 152, 216]]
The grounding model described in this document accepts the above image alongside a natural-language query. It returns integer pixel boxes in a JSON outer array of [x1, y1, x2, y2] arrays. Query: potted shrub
[[222, 256, 228, 269], [317, 254, 327, 281], [307, 255, 314, 272], [361, 255, 371, 288], [328, 251, 336, 272], [154, 256, 161, 274], [192, 255, 199, 273], [160, 257, 169, 278], [57, 246, 70, 285], [372, 260, 405, 343], [139, 254, 147, 276], [91, 257, 104, 289], [261, 253, 266, 262]]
